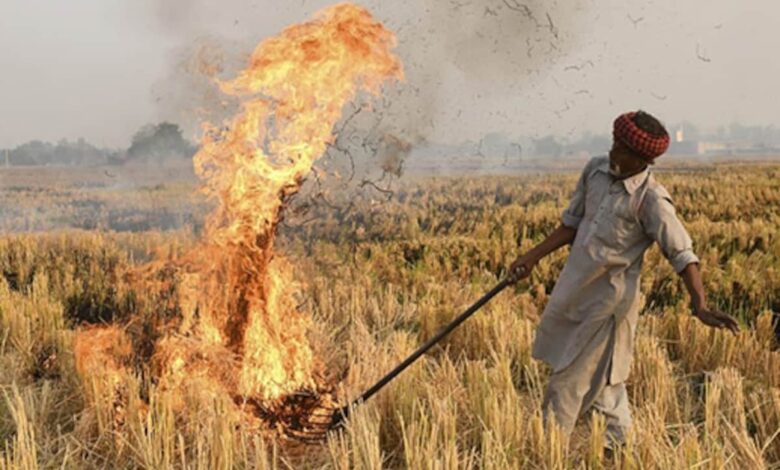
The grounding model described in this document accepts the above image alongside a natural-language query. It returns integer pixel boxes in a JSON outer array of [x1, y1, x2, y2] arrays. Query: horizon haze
[[1, 0, 778, 149]]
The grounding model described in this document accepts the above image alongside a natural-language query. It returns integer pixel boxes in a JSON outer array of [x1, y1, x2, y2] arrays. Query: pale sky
[[1, 0, 779, 148]]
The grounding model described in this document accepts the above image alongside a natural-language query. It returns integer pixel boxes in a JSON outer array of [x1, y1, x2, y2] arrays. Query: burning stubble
[[74, 2, 403, 435]]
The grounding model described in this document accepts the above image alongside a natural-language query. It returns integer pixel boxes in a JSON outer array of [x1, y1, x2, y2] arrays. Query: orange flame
[[75, 2, 402, 408]]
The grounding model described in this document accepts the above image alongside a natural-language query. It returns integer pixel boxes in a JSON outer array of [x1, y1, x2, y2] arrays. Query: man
[[508, 110, 739, 449]]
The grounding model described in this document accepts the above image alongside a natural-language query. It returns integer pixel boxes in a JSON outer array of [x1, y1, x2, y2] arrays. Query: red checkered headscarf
[[613, 111, 670, 161]]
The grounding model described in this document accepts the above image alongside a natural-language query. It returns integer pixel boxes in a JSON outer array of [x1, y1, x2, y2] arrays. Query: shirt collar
[[596, 157, 650, 195]]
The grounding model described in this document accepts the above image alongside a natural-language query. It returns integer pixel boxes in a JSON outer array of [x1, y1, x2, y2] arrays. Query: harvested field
[[1, 161, 779, 468]]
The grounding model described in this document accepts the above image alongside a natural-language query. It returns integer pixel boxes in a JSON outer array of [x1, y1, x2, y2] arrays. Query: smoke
[[142, 0, 591, 186], [149, 36, 251, 142], [303, 0, 593, 180], [328, 0, 592, 179], [144, 0, 589, 133], [371, 0, 591, 141], [426, 0, 587, 77]]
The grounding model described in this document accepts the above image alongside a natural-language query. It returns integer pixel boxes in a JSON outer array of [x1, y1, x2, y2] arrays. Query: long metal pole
[[331, 278, 512, 426]]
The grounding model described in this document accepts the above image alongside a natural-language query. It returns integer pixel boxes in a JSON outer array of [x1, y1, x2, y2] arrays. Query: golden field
[[0, 161, 779, 469]]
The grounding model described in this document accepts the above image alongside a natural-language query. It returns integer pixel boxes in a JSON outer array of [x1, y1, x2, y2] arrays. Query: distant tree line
[[1, 122, 197, 166], [531, 133, 611, 158], [3, 121, 779, 166], [126, 122, 197, 163], [412, 122, 780, 162], [528, 122, 780, 158]]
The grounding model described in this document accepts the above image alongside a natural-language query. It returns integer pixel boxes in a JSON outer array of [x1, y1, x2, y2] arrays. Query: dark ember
[[237, 387, 340, 442]]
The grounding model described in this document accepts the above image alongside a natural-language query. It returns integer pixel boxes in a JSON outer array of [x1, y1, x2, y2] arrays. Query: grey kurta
[[532, 155, 699, 385]]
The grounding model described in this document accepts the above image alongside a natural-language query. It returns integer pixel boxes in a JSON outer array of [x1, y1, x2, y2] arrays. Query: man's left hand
[[693, 307, 740, 335]]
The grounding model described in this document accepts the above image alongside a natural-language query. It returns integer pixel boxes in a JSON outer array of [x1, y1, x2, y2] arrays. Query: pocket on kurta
[[593, 214, 625, 247], [594, 208, 642, 251]]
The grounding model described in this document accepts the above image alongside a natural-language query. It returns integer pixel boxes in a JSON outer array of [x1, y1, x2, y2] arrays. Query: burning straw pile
[[73, 3, 402, 438]]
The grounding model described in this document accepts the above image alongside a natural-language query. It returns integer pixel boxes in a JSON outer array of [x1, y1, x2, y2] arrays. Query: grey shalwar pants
[[541, 316, 632, 446]]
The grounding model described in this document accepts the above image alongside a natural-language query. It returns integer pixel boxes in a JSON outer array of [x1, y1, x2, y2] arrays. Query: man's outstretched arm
[[640, 189, 739, 335], [679, 262, 739, 334], [508, 223, 576, 282]]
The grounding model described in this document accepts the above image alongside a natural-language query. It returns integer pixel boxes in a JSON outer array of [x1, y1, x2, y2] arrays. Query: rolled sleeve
[[641, 192, 700, 273], [561, 208, 583, 229], [560, 160, 591, 229], [669, 249, 700, 274]]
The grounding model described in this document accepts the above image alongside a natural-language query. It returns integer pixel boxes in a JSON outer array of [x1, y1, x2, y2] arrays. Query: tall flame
[[171, 2, 402, 401], [75, 2, 402, 413]]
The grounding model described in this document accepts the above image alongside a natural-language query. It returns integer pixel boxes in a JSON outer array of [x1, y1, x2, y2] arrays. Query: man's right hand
[[508, 254, 536, 283], [506, 224, 574, 284]]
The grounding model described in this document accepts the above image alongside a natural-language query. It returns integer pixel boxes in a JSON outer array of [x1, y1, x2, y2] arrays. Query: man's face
[[608, 140, 648, 178]]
